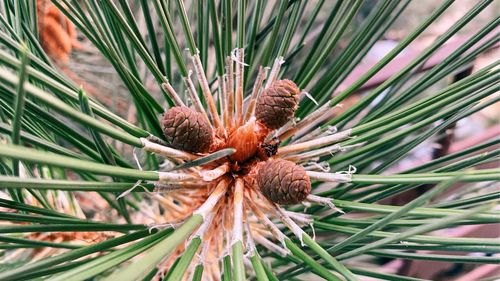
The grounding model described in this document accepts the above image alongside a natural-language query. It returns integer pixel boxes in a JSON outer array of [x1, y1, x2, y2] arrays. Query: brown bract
[[161, 106, 213, 153], [227, 121, 259, 162], [257, 159, 311, 205], [255, 79, 300, 129]]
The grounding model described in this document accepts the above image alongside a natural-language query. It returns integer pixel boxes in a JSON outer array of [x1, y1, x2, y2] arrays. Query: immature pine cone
[[255, 79, 300, 129], [257, 159, 311, 205], [161, 106, 213, 153]]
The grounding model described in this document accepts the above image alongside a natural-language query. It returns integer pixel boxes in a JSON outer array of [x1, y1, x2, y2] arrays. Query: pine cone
[[257, 159, 311, 205], [37, 0, 78, 63], [255, 79, 300, 129], [161, 106, 213, 153]]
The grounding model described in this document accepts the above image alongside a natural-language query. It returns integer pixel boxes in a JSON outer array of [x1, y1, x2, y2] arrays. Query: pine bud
[[257, 159, 311, 205], [227, 121, 259, 162], [161, 106, 213, 153], [255, 79, 300, 129]]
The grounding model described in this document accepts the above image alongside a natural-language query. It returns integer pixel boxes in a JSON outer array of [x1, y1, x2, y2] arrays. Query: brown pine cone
[[255, 79, 300, 129], [257, 159, 311, 205], [161, 106, 213, 153]]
